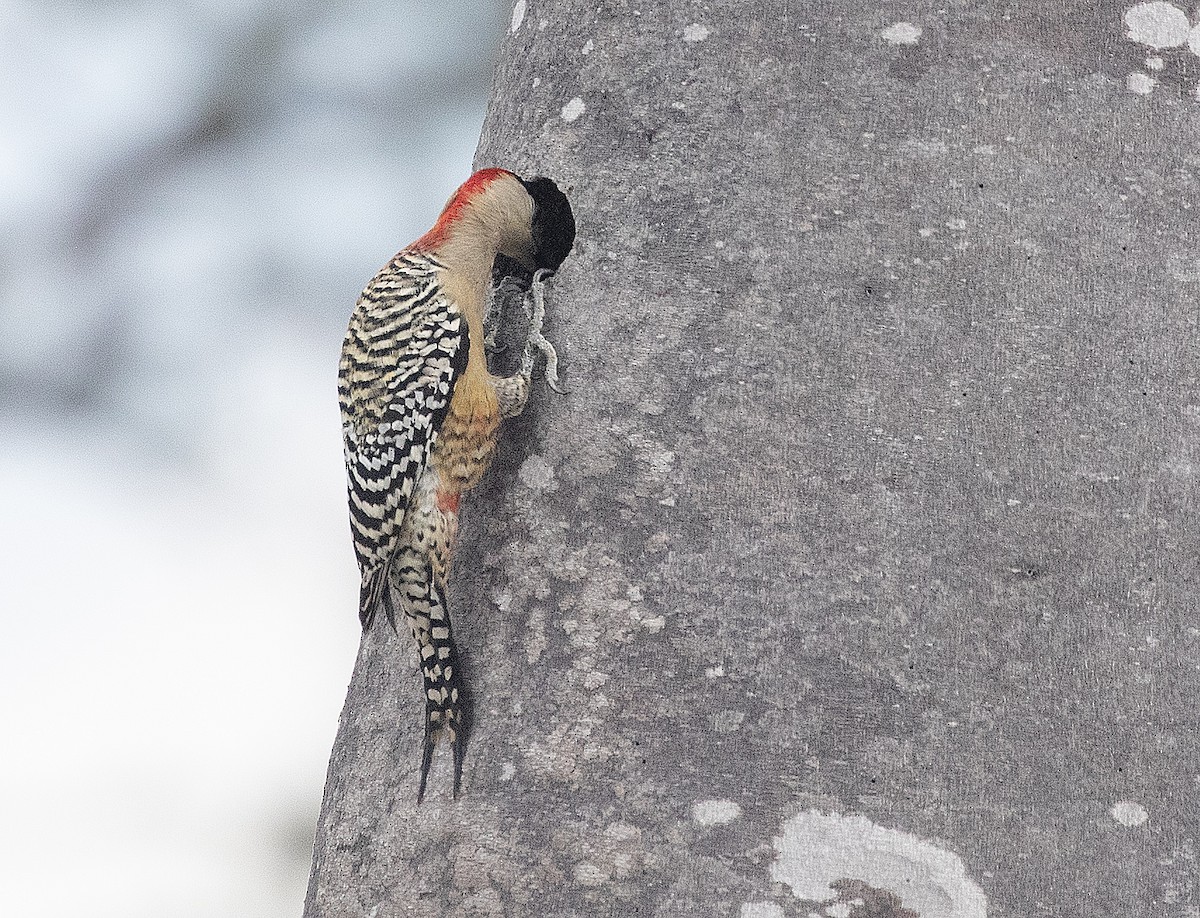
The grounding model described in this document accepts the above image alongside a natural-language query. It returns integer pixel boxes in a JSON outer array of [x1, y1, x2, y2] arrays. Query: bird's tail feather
[[394, 549, 467, 802], [358, 564, 389, 629]]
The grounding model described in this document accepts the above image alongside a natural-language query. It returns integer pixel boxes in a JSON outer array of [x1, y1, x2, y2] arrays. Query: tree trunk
[[306, 2, 1200, 915]]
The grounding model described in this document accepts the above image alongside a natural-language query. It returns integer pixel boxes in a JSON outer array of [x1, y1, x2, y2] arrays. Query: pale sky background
[[0, 2, 506, 914]]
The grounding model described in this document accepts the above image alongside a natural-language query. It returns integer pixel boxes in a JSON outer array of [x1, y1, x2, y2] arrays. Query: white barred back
[[337, 250, 467, 623]]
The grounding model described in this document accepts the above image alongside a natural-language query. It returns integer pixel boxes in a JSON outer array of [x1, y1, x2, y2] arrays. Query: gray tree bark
[[306, 2, 1200, 915]]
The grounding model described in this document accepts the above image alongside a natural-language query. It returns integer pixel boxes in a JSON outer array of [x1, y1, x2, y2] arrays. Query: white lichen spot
[[881, 21, 922, 45], [637, 397, 666, 416], [574, 861, 608, 886], [641, 615, 666, 632], [945, 218, 967, 231], [561, 97, 586, 122], [510, 0, 526, 33], [1189, 23, 1200, 56], [705, 664, 725, 677], [740, 903, 785, 918], [712, 710, 745, 733], [692, 798, 742, 826], [771, 811, 988, 917], [905, 137, 949, 158], [918, 227, 936, 238], [683, 23, 711, 42], [1127, 71, 1158, 94], [1111, 800, 1150, 826], [1124, 2, 1190, 49], [582, 39, 595, 55], [605, 822, 640, 844], [1146, 55, 1165, 70], [518, 454, 557, 492], [500, 762, 516, 782], [532, 76, 541, 88], [583, 670, 609, 689], [827, 904, 853, 918]]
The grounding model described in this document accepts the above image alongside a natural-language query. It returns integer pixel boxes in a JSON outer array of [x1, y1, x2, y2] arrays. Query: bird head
[[416, 168, 576, 278], [517, 175, 576, 272]]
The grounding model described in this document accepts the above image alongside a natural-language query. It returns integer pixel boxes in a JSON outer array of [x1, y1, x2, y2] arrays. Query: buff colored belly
[[433, 376, 500, 493]]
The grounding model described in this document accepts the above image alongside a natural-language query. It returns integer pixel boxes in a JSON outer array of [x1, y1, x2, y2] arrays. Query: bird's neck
[[431, 219, 504, 383], [413, 173, 535, 375], [415, 172, 533, 283], [435, 220, 501, 302]]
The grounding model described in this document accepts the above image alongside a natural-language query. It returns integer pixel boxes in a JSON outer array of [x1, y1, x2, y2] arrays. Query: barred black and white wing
[[338, 251, 467, 627]]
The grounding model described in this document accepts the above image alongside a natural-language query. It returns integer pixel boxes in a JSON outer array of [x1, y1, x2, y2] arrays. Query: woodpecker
[[338, 168, 575, 801]]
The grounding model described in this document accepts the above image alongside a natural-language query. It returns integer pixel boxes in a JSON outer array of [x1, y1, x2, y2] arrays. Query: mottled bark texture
[[307, 2, 1200, 915]]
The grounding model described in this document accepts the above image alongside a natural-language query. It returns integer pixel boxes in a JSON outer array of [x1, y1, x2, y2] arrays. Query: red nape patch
[[436, 490, 461, 514], [413, 167, 516, 251]]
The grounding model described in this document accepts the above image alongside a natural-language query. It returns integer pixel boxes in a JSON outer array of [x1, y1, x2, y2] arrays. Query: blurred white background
[[0, 1, 505, 914]]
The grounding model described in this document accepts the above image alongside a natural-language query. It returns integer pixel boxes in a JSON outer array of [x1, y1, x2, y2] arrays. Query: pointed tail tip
[[415, 707, 468, 803], [452, 734, 465, 800], [417, 732, 435, 804]]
